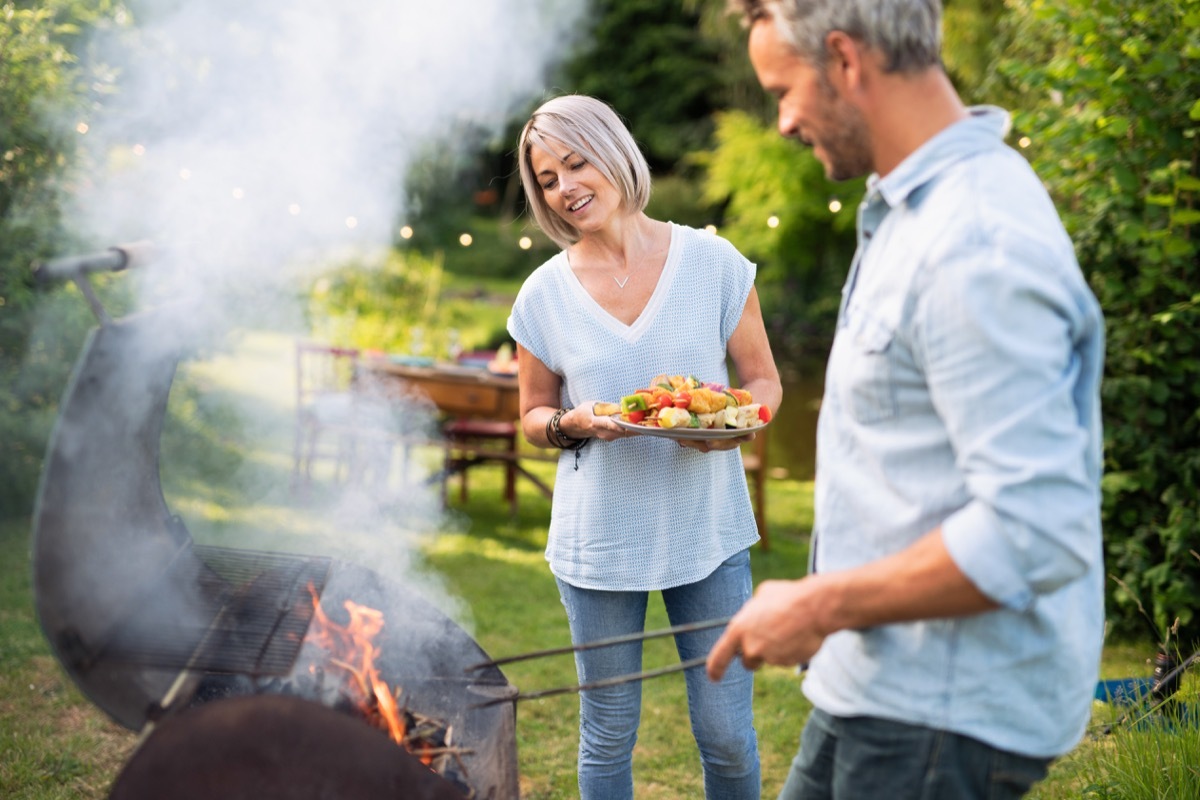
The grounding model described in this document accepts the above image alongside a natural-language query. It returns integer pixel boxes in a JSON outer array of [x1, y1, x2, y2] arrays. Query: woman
[[507, 94, 781, 799]]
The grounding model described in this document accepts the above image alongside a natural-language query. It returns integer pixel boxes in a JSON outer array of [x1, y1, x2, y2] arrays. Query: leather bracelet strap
[[546, 407, 587, 451], [545, 407, 567, 448]]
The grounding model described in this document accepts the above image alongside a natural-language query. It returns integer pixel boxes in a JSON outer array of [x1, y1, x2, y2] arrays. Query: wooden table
[[360, 359, 522, 420], [357, 357, 554, 506]]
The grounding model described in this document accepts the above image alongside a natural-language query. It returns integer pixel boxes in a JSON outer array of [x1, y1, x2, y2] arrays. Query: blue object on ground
[[1094, 678, 1155, 706], [1095, 678, 1199, 730]]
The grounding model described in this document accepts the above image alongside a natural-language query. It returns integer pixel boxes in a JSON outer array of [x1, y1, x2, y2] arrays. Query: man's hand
[[706, 577, 832, 681], [707, 530, 1001, 682]]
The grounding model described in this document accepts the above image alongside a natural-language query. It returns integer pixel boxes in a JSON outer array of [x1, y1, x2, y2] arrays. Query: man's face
[[748, 20, 873, 181]]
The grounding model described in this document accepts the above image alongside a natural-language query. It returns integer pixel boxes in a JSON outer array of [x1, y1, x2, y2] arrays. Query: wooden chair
[[742, 427, 769, 550], [292, 340, 398, 494], [440, 351, 519, 514], [442, 418, 519, 515]]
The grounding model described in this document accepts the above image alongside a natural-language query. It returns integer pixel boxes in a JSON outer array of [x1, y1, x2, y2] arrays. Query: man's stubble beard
[[814, 71, 874, 182]]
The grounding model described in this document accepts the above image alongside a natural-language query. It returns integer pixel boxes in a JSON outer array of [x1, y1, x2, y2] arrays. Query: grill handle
[[33, 240, 155, 286], [32, 241, 155, 323]]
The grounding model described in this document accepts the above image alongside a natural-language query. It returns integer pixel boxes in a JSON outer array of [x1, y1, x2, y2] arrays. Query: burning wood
[[303, 587, 475, 793]]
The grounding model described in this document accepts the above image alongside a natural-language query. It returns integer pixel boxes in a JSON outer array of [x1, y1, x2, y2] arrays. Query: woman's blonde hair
[[517, 95, 652, 250]]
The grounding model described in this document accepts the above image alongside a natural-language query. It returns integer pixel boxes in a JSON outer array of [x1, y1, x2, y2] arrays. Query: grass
[[0, 517, 137, 800], [420, 466, 819, 799], [2, 328, 1197, 799]]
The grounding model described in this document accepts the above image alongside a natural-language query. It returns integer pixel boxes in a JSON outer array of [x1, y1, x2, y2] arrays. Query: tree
[[0, 0, 125, 517], [561, 0, 723, 173], [688, 0, 1005, 361], [697, 111, 859, 359], [995, 0, 1200, 647]]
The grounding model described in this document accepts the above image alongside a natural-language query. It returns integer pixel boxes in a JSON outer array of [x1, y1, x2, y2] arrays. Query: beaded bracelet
[[545, 406, 588, 469]]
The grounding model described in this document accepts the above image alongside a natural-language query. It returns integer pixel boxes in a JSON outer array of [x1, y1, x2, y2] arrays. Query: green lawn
[[1, 329, 1192, 799]]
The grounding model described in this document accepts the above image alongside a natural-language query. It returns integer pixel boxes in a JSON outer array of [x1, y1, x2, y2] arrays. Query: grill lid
[[31, 308, 322, 729], [30, 276, 520, 798]]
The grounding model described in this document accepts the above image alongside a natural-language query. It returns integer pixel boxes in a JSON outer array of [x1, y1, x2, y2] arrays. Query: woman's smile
[[530, 140, 620, 231]]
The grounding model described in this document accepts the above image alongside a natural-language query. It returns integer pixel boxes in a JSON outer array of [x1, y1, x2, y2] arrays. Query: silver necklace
[[608, 261, 647, 289], [573, 232, 664, 289], [603, 247, 661, 289]]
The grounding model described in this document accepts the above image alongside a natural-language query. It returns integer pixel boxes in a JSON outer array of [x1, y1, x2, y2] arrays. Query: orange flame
[[306, 589, 407, 745]]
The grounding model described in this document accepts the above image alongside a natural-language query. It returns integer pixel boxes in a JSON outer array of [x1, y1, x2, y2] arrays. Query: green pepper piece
[[620, 393, 649, 413], [687, 411, 701, 428]]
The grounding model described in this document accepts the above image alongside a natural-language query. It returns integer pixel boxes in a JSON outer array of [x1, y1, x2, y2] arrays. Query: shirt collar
[[865, 105, 1012, 209]]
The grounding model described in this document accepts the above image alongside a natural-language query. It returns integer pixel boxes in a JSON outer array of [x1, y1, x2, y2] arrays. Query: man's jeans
[[779, 708, 1052, 800], [556, 549, 760, 800]]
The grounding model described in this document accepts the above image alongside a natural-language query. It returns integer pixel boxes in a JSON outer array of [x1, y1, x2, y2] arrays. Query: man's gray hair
[[730, 0, 942, 73]]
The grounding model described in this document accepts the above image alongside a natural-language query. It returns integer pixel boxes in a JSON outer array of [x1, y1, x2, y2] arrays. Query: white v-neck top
[[507, 223, 760, 590]]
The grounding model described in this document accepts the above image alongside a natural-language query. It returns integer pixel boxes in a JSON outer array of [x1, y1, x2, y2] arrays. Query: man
[[707, 2, 1106, 798]]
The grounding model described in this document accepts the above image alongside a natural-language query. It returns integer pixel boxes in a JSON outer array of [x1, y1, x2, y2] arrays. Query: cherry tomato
[[625, 409, 647, 424], [758, 405, 773, 423], [673, 390, 691, 409]]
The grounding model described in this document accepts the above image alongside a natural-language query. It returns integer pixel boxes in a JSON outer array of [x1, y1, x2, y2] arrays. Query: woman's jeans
[[556, 549, 760, 800], [779, 708, 1052, 800]]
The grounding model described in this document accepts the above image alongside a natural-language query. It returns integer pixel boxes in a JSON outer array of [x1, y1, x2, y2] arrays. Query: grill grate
[[99, 545, 331, 676]]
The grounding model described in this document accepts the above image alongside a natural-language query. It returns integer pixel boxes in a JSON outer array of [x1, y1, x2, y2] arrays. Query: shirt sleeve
[[507, 261, 557, 373], [914, 236, 1103, 611], [717, 237, 756, 345]]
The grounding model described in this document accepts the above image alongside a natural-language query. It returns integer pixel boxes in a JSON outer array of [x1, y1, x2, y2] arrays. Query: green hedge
[[998, 0, 1200, 646]]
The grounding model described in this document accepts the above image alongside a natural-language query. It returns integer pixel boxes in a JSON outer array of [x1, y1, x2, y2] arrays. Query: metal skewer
[[465, 616, 731, 672], [471, 656, 711, 708]]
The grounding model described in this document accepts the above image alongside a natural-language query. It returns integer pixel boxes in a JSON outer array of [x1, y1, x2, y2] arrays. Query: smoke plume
[[46, 0, 589, 617]]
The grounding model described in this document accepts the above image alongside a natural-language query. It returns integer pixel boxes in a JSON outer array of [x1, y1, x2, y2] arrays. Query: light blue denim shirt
[[802, 107, 1106, 758]]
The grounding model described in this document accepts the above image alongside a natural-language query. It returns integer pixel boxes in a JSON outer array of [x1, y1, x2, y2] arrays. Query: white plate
[[610, 416, 768, 440]]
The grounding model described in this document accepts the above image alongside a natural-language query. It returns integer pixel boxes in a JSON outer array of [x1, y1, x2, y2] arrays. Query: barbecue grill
[[30, 247, 520, 798]]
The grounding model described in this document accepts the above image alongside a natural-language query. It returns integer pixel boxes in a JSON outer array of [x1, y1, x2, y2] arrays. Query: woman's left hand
[[676, 432, 755, 453]]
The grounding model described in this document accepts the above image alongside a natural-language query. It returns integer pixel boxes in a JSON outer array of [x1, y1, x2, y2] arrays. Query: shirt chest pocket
[[837, 310, 900, 424]]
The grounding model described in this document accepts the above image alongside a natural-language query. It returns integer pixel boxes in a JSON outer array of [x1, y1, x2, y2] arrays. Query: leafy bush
[[697, 110, 859, 359], [307, 248, 517, 358], [404, 215, 557, 281], [996, 0, 1200, 645], [0, 1, 127, 519]]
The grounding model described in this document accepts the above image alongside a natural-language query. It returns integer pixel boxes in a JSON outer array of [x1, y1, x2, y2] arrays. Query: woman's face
[[528, 138, 623, 235]]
